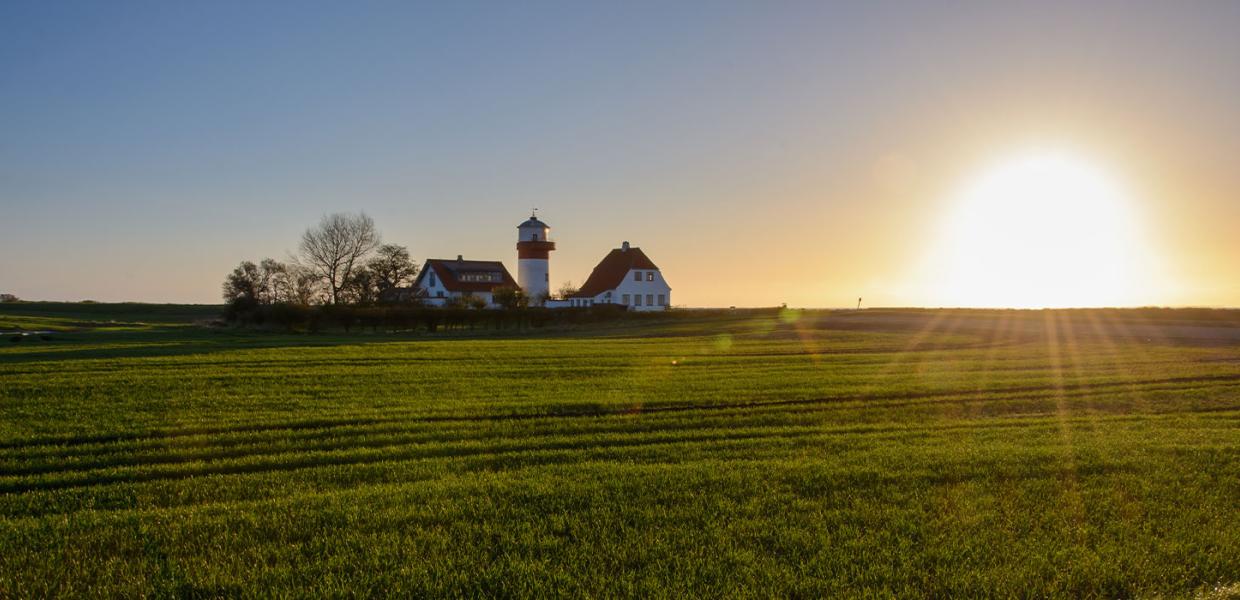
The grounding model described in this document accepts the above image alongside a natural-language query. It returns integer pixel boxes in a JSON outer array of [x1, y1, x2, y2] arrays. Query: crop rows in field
[[1, 310, 1238, 596]]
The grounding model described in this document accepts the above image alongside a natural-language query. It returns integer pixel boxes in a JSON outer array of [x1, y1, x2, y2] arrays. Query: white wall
[[517, 258, 549, 303], [595, 268, 671, 311], [518, 224, 550, 242], [416, 275, 499, 308], [417, 272, 441, 299]]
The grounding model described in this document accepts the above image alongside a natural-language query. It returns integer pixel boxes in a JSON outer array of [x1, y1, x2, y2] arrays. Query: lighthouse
[[516, 212, 555, 304]]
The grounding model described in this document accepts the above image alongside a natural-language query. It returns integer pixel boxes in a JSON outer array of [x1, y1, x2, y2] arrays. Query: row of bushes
[[223, 302, 643, 333]]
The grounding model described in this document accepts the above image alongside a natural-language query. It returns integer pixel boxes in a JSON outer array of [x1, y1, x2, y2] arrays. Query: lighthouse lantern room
[[516, 212, 555, 304]]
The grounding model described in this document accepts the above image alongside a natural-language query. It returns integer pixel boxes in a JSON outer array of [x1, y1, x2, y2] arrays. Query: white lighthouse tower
[[516, 211, 555, 304]]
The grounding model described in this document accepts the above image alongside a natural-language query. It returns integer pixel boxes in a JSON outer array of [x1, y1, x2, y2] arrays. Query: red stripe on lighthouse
[[517, 240, 555, 259]]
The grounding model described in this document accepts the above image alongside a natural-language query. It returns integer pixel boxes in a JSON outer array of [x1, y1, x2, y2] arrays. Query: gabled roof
[[415, 258, 518, 293], [570, 247, 660, 298]]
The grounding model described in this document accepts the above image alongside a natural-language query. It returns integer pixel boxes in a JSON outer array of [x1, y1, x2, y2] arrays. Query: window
[[429, 273, 436, 286], [634, 271, 642, 282], [622, 294, 630, 305], [545, 273, 548, 282], [646, 294, 653, 306], [458, 272, 500, 283], [436, 291, 445, 298], [646, 272, 654, 282], [635, 295, 642, 306], [658, 294, 666, 306], [533, 233, 539, 241]]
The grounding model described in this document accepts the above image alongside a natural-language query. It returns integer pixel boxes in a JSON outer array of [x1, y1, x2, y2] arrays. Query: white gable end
[[601, 268, 670, 310]]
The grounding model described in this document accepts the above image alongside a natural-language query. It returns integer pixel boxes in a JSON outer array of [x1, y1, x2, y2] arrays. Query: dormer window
[[458, 272, 501, 283]]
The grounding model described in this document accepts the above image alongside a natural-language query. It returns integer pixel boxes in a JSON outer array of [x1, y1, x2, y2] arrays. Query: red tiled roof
[[570, 247, 659, 298], [416, 258, 518, 293]]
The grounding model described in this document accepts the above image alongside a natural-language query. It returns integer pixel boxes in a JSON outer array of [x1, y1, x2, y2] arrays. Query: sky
[[2, 1, 1238, 307]]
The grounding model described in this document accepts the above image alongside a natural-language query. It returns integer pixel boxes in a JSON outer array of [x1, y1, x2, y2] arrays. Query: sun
[[920, 150, 1154, 308]]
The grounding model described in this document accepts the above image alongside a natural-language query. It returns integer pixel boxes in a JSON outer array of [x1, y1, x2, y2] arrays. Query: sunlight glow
[[922, 151, 1154, 308]]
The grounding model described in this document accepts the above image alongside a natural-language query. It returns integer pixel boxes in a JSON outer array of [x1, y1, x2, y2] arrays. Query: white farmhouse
[[411, 256, 518, 308], [567, 241, 671, 311]]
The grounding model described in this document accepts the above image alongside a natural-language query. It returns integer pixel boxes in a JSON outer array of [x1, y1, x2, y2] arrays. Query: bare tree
[[258, 258, 288, 304], [288, 265, 324, 305], [557, 281, 579, 300], [262, 260, 320, 305], [367, 244, 418, 294], [298, 212, 381, 304]]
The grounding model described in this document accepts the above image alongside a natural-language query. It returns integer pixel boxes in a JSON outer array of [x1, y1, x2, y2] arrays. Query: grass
[[0, 304, 1238, 596], [0, 301, 221, 332]]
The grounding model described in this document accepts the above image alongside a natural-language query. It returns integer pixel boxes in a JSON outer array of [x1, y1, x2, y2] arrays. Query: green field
[[1, 304, 1239, 597]]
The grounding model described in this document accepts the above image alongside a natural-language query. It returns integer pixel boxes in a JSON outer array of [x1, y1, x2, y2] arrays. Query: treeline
[[222, 211, 585, 329], [224, 212, 424, 320], [227, 303, 635, 333]]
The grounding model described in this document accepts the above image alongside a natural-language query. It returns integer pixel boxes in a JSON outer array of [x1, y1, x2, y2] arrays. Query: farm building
[[564, 241, 671, 311], [411, 213, 671, 310], [411, 256, 518, 308]]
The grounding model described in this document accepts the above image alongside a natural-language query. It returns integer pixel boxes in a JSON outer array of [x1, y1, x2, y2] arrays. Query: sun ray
[[1042, 310, 1088, 540], [960, 309, 1017, 421], [875, 309, 956, 378], [1055, 310, 1103, 435], [1082, 309, 1154, 416]]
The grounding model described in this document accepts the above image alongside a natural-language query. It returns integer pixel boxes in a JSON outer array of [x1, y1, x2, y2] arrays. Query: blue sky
[[3, 1, 1239, 306]]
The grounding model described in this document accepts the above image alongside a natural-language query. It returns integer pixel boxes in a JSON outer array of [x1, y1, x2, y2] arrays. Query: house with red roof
[[412, 255, 518, 308], [565, 241, 671, 311], [408, 213, 672, 310]]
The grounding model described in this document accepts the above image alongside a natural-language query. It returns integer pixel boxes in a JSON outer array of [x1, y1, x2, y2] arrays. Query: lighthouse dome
[[518, 216, 549, 230], [517, 213, 551, 243]]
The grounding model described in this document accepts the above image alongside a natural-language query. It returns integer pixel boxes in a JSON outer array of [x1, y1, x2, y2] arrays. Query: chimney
[[621, 241, 630, 251], [457, 254, 463, 262]]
